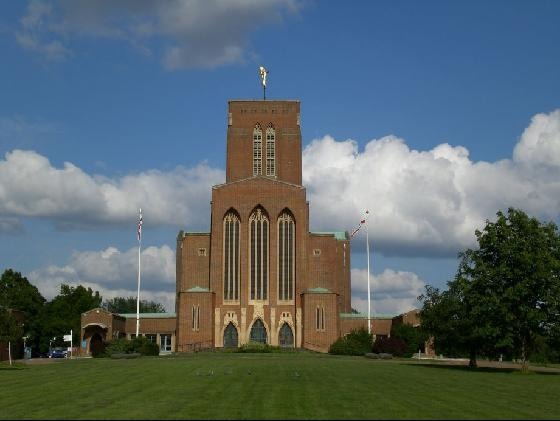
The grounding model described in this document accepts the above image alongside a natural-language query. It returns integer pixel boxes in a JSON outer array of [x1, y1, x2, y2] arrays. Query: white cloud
[[303, 109, 560, 257], [514, 109, 560, 167], [350, 268, 424, 315], [16, 0, 299, 69], [27, 244, 176, 311], [0, 149, 224, 230]]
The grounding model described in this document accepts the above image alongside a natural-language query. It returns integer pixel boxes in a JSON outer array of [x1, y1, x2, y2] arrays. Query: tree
[[102, 297, 166, 314], [458, 208, 560, 372], [0, 307, 23, 365], [419, 282, 496, 367], [36, 284, 102, 352], [420, 208, 560, 371], [0, 269, 46, 352]]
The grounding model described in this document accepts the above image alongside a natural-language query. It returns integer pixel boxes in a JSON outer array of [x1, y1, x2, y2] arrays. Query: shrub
[[390, 324, 427, 357], [329, 328, 373, 356], [100, 337, 160, 358], [237, 342, 281, 353], [372, 336, 406, 357]]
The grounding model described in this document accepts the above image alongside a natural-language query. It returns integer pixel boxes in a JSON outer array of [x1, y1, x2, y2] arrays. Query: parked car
[[49, 347, 68, 358]]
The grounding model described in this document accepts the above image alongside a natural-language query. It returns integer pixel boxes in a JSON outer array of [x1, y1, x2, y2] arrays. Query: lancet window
[[278, 210, 295, 301], [223, 211, 240, 301], [253, 124, 262, 176], [249, 207, 269, 300]]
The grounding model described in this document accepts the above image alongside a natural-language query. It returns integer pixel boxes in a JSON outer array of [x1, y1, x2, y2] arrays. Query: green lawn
[[2, 352, 559, 419]]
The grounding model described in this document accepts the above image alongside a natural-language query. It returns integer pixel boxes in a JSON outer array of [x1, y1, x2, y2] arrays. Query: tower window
[[253, 124, 262, 176], [266, 124, 275, 176]]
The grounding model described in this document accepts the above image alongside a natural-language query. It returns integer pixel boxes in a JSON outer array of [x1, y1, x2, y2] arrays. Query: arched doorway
[[223, 323, 238, 348], [90, 333, 105, 357], [249, 319, 267, 344], [279, 323, 294, 347]]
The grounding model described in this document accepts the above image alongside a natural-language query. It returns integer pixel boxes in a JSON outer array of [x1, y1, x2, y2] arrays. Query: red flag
[[350, 211, 369, 238]]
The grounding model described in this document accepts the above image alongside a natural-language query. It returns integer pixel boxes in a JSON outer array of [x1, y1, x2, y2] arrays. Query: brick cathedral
[[80, 98, 410, 356], [175, 99, 352, 353]]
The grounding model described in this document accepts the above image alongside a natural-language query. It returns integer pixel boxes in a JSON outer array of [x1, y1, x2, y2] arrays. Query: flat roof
[[228, 99, 300, 103], [339, 312, 398, 319], [310, 231, 348, 241]]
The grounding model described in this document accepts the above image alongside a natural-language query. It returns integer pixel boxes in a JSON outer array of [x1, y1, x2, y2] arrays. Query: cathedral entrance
[[279, 323, 294, 347], [223, 323, 238, 348], [249, 319, 267, 344]]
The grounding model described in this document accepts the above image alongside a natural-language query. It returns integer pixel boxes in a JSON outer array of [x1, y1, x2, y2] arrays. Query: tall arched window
[[279, 323, 294, 348], [250, 319, 267, 344], [253, 123, 262, 176], [278, 210, 295, 301], [266, 123, 275, 176], [249, 207, 268, 300], [223, 211, 240, 301], [223, 323, 238, 348]]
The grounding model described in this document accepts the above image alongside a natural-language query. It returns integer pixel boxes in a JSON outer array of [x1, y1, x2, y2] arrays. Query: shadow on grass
[[402, 362, 560, 375]]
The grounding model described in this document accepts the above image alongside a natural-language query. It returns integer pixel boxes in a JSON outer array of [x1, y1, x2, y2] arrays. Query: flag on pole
[[137, 208, 143, 242], [350, 210, 369, 238]]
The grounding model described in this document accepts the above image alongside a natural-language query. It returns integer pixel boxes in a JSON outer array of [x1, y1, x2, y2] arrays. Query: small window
[[198, 248, 207, 257], [228, 112, 232, 126], [160, 334, 172, 352], [145, 334, 156, 343], [192, 305, 200, 331], [313, 249, 321, 256]]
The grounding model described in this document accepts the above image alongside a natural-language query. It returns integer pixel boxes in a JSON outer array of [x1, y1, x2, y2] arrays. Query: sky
[[1, 0, 559, 315]]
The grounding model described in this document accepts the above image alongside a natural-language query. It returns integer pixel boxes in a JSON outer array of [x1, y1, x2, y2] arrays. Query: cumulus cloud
[[16, 0, 299, 69], [0, 149, 224, 230], [351, 268, 425, 315], [303, 109, 560, 257], [27, 244, 176, 311]]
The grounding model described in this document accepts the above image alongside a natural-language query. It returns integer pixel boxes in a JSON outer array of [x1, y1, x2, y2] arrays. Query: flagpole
[[365, 214, 371, 335], [136, 208, 142, 337]]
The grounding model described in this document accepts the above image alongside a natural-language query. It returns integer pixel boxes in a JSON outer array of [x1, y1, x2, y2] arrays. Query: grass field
[[2, 352, 559, 419]]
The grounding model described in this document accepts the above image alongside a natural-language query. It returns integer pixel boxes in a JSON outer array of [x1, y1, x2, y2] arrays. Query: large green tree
[[102, 297, 166, 314], [458, 208, 560, 371], [420, 208, 560, 371], [0, 307, 23, 365], [0, 269, 46, 352]]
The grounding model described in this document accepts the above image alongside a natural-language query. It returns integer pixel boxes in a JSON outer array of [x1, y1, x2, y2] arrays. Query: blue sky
[[1, 0, 559, 314]]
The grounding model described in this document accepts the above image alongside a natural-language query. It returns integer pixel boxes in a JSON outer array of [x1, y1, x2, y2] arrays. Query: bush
[[100, 337, 160, 358], [132, 337, 160, 356], [390, 324, 427, 357], [329, 328, 373, 356], [236, 342, 281, 353], [372, 336, 406, 357]]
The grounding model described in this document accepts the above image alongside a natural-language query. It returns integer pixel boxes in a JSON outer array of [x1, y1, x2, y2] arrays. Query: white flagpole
[[365, 212, 371, 335], [136, 208, 142, 337]]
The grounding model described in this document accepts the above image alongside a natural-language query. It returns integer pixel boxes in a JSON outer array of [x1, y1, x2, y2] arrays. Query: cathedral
[[81, 97, 405, 355]]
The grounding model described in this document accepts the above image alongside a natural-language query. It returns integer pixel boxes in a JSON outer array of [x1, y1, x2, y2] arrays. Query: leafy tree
[[36, 284, 102, 352], [0, 269, 46, 352], [0, 307, 23, 365], [420, 208, 560, 371], [458, 208, 560, 372], [102, 297, 166, 314], [419, 279, 499, 368]]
